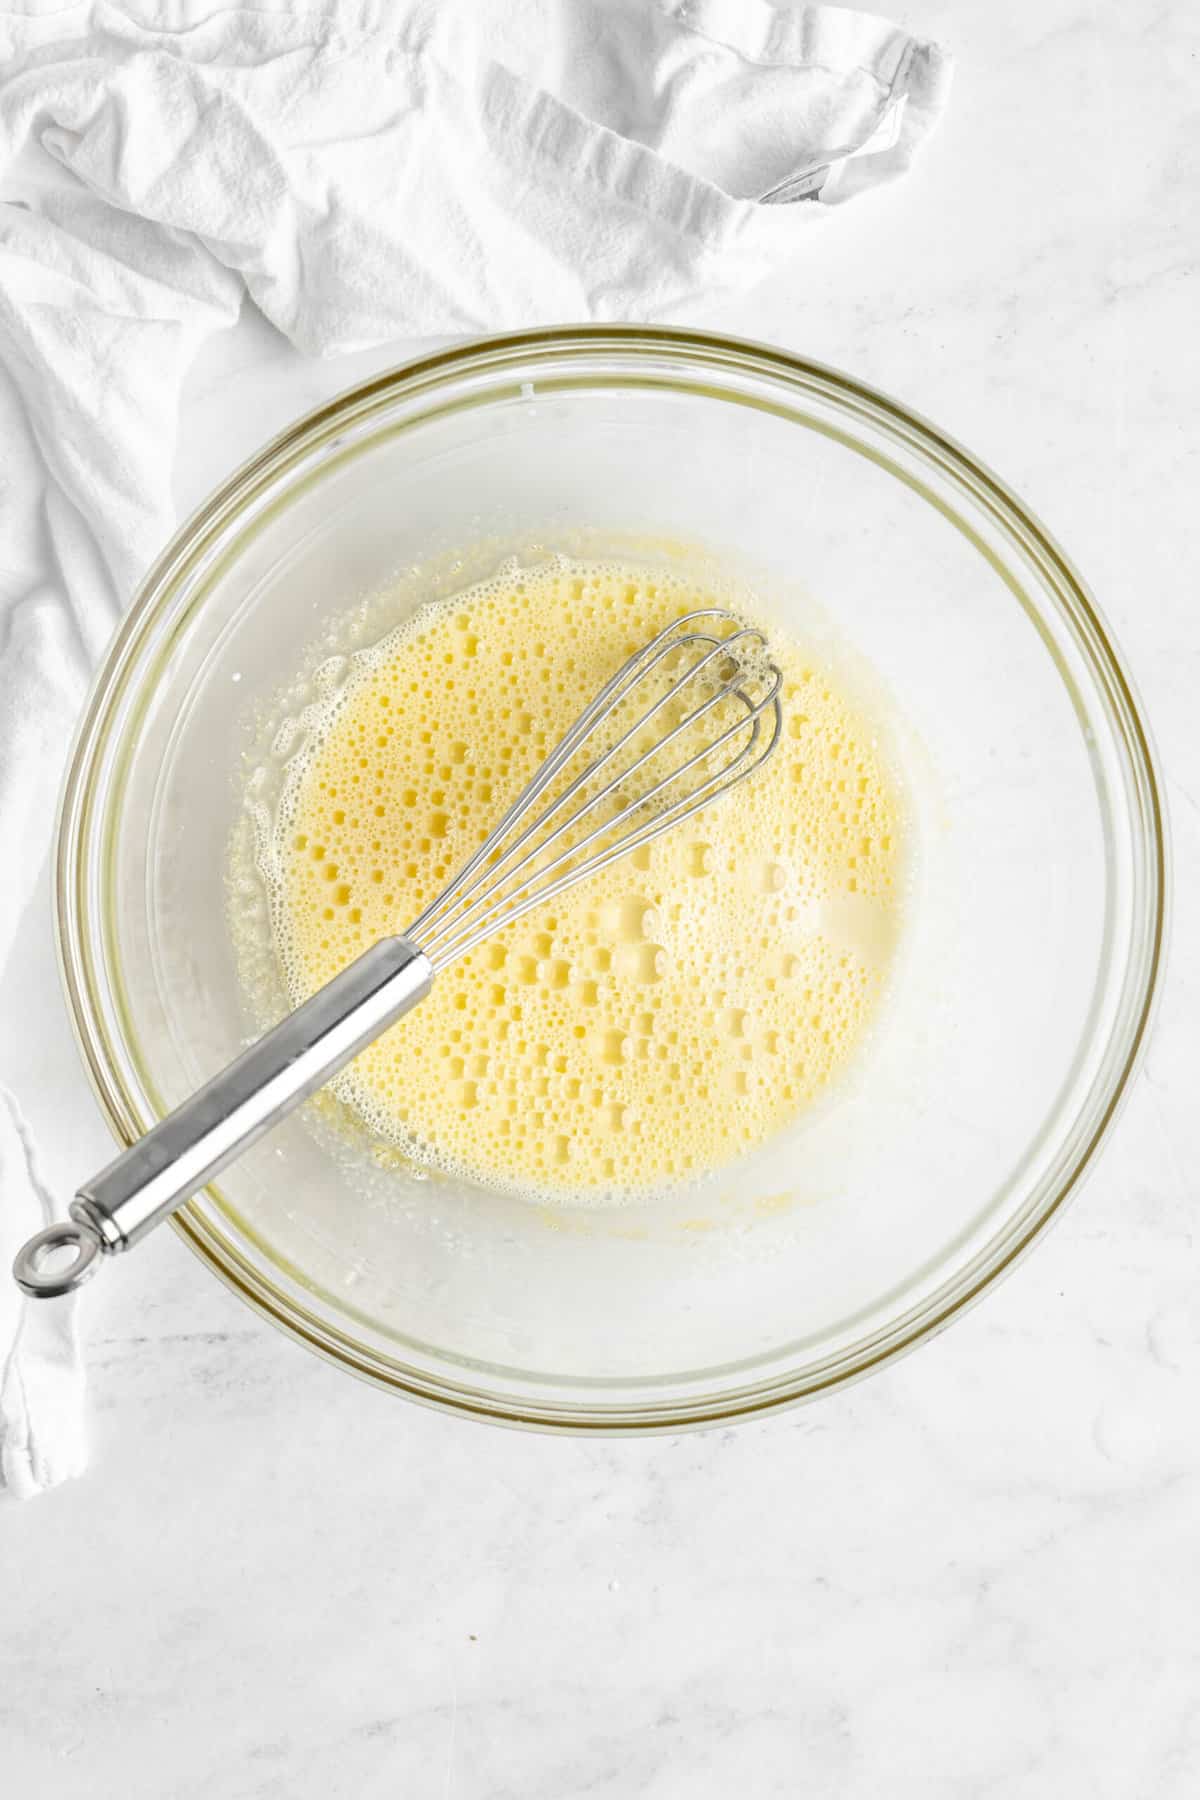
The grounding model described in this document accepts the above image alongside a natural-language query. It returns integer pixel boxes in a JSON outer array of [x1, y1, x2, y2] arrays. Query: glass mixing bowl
[[56, 327, 1166, 1430]]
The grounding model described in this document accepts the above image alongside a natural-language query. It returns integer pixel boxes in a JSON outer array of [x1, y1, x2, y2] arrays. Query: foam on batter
[[249, 558, 905, 1201]]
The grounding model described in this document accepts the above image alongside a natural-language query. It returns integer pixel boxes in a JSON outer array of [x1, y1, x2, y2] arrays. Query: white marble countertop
[[4, 3, 1199, 1794]]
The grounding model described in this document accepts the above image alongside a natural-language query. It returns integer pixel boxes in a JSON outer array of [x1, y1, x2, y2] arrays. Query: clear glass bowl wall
[[57, 329, 1166, 1429]]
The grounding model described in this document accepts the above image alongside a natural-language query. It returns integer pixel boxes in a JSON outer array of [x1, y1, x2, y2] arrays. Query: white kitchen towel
[[0, 1087, 87, 1497], [0, 0, 950, 1493]]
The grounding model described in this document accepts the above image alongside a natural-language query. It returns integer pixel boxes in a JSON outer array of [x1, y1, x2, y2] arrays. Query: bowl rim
[[54, 324, 1170, 1432]]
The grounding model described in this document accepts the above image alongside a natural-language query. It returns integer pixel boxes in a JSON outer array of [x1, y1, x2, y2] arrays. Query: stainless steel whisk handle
[[12, 937, 432, 1299]]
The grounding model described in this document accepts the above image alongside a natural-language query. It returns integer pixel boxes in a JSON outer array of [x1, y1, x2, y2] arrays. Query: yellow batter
[[260, 559, 904, 1199]]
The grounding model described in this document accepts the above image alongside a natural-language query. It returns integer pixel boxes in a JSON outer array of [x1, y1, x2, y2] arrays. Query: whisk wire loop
[[408, 608, 783, 971], [416, 628, 754, 951], [405, 609, 726, 944]]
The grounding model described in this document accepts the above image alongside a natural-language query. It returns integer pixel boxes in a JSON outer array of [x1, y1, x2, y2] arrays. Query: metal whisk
[[14, 609, 782, 1298]]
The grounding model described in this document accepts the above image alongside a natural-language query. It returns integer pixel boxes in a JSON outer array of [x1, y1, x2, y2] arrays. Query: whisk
[[14, 609, 782, 1298]]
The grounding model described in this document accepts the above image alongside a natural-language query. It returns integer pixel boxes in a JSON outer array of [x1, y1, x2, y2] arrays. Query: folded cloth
[[0, 0, 950, 1493], [0, 1087, 87, 1497]]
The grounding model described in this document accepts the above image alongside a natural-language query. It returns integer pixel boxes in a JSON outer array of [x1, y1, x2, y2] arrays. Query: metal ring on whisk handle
[[13, 1219, 103, 1298]]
